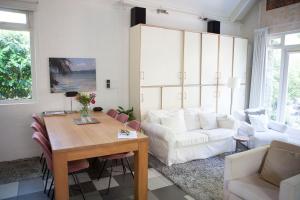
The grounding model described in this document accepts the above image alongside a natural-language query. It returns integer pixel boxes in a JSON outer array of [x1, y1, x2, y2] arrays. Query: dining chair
[[32, 132, 89, 200], [127, 120, 141, 132], [97, 119, 140, 194], [106, 109, 118, 118], [32, 113, 46, 129], [31, 122, 49, 178], [116, 113, 129, 123]]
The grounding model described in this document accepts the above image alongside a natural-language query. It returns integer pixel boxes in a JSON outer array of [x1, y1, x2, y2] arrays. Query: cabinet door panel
[[219, 36, 233, 84], [141, 26, 182, 86], [183, 86, 200, 108], [184, 32, 201, 85], [217, 86, 231, 114], [201, 33, 218, 85], [233, 38, 248, 84], [140, 88, 161, 117], [201, 86, 217, 112], [162, 87, 182, 109], [232, 85, 246, 111]]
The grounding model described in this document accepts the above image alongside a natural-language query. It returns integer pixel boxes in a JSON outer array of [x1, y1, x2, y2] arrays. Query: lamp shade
[[227, 77, 240, 89]]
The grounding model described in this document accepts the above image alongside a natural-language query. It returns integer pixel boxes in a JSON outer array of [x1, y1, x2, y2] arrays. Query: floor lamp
[[65, 91, 78, 113], [227, 77, 240, 114]]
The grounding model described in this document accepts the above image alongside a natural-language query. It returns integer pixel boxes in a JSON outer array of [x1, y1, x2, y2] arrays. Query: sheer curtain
[[249, 28, 268, 108]]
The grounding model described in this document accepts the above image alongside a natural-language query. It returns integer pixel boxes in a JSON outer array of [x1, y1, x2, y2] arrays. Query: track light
[[157, 8, 168, 14]]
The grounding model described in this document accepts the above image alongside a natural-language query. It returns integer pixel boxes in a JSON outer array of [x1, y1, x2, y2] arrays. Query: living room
[[0, 0, 299, 200]]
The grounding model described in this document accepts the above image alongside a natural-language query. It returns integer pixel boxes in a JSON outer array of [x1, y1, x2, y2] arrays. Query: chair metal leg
[[39, 152, 44, 163], [97, 159, 108, 180], [106, 160, 114, 194], [125, 158, 134, 178], [72, 173, 86, 200], [44, 170, 50, 193], [51, 188, 54, 200], [42, 162, 47, 180], [120, 159, 126, 174], [48, 177, 54, 197], [42, 158, 46, 173]]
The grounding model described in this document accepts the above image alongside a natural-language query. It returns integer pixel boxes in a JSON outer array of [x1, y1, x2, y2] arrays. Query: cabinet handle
[[140, 71, 144, 80], [141, 93, 144, 103]]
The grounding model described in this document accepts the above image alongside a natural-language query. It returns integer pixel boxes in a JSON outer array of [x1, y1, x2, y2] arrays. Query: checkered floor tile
[[0, 159, 195, 200]]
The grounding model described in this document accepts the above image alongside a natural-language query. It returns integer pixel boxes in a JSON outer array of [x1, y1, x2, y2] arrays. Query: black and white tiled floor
[[0, 160, 195, 200]]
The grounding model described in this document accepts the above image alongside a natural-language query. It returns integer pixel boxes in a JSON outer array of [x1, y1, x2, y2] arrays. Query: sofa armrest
[[224, 146, 269, 182], [238, 121, 255, 137], [141, 122, 175, 143], [279, 174, 300, 200], [268, 120, 288, 133]]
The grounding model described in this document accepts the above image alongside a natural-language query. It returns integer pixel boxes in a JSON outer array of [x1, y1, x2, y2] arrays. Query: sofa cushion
[[260, 141, 300, 186], [217, 115, 235, 129], [202, 128, 234, 142], [160, 110, 187, 133], [253, 130, 289, 147], [249, 114, 268, 132], [245, 108, 266, 123], [184, 108, 201, 131], [199, 112, 218, 130], [175, 130, 208, 147], [228, 174, 279, 200]]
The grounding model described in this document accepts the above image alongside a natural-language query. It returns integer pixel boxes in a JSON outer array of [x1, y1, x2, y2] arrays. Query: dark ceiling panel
[[266, 0, 300, 10]]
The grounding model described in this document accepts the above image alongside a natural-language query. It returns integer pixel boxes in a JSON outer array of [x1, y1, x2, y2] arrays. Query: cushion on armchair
[[245, 108, 265, 123], [248, 114, 268, 132], [260, 140, 300, 186]]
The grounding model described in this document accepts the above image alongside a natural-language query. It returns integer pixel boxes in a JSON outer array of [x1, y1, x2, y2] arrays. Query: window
[[0, 9, 33, 102], [265, 31, 300, 128]]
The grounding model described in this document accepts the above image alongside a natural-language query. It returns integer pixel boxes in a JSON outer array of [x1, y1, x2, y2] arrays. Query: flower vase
[[80, 104, 91, 121]]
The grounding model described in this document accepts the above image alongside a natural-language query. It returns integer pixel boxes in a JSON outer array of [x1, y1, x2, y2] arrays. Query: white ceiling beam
[[230, 0, 259, 22]]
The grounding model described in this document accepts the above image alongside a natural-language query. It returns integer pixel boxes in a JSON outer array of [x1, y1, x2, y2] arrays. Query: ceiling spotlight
[[157, 9, 169, 14]]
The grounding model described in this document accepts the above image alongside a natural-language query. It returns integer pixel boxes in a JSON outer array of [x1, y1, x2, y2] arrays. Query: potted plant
[[117, 106, 135, 121]]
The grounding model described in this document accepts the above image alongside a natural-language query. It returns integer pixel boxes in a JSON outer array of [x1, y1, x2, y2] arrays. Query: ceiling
[[123, 0, 259, 22]]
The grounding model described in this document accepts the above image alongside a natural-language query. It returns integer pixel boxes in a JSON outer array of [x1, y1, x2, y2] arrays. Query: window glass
[[0, 10, 27, 24], [265, 49, 281, 120], [285, 33, 300, 45], [0, 29, 32, 100], [269, 37, 281, 45]]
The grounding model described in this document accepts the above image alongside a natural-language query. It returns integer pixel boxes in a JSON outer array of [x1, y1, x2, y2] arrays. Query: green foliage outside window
[[0, 30, 32, 100]]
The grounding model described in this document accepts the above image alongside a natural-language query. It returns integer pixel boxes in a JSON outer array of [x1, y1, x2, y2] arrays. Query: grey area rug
[[149, 153, 230, 200], [0, 157, 42, 184]]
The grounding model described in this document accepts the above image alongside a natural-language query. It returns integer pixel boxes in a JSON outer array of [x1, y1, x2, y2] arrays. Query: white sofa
[[224, 145, 300, 200], [234, 110, 289, 148], [142, 108, 236, 166]]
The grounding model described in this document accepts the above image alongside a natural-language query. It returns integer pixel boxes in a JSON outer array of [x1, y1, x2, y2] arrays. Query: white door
[[183, 86, 200, 108], [184, 32, 201, 85], [140, 87, 161, 118], [162, 87, 182, 109], [232, 85, 246, 112], [201, 86, 217, 112], [217, 86, 231, 114], [140, 26, 183, 86], [201, 33, 219, 85], [219, 36, 234, 84], [233, 38, 248, 84]]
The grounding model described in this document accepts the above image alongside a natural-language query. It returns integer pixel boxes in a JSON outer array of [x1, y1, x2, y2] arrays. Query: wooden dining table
[[43, 112, 148, 200]]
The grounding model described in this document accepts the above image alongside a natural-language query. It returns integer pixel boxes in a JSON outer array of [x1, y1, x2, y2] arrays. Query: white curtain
[[249, 28, 268, 108]]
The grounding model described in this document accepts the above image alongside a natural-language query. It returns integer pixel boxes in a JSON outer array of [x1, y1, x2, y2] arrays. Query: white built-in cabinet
[[130, 24, 248, 119], [201, 33, 218, 85], [140, 26, 182, 86], [233, 38, 248, 84]]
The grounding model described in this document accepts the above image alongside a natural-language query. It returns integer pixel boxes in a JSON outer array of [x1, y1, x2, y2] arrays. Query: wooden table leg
[[134, 140, 148, 200], [53, 151, 69, 200]]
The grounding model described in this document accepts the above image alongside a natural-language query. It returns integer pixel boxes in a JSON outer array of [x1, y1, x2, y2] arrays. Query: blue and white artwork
[[49, 58, 96, 93]]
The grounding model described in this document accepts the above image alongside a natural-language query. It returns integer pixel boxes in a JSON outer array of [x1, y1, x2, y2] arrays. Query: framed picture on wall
[[49, 58, 96, 93]]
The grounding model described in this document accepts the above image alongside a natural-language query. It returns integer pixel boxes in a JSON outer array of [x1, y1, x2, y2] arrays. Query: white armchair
[[234, 110, 289, 148], [224, 146, 300, 200]]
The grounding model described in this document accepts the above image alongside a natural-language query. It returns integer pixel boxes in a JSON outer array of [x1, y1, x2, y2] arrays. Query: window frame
[[266, 29, 300, 125], [0, 8, 36, 105]]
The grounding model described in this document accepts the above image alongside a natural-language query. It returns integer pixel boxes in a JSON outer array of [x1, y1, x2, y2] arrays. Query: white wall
[[0, 0, 245, 161]]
